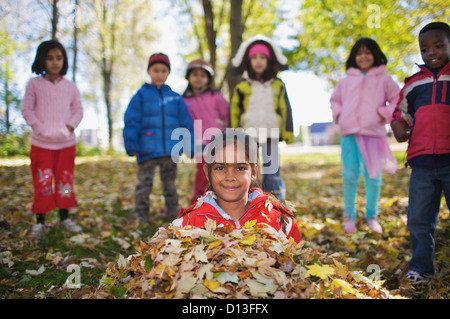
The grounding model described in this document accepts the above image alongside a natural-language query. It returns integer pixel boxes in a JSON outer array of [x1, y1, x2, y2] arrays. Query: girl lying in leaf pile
[[172, 129, 301, 243]]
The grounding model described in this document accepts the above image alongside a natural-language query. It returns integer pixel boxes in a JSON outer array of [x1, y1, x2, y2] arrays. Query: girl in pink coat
[[330, 38, 399, 234], [182, 59, 229, 203]]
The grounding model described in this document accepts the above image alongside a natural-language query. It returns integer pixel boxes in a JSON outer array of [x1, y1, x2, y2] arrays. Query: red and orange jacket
[[173, 188, 301, 243], [391, 62, 450, 161]]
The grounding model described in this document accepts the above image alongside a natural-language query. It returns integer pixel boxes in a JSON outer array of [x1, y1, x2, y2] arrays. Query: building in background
[[308, 122, 340, 146], [78, 128, 124, 152]]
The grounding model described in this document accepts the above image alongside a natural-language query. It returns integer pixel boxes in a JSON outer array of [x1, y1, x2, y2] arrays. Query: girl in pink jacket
[[330, 38, 399, 234], [182, 59, 229, 203], [22, 40, 83, 239]]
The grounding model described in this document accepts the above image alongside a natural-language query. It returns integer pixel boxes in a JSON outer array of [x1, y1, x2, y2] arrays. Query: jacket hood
[[231, 34, 288, 68]]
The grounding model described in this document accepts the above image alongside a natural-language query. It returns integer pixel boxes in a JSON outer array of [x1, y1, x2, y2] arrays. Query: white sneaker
[[405, 270, 427, 283], [344, 216, 356, 233], [366, 217, 383, 234], [61, 219, 82, 233], [29, 223, 45, 240]]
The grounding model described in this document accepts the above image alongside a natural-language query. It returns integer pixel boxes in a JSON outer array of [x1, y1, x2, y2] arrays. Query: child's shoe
[[28, 223, 45, 240], [405, 270, 428, 283], [344, 216, 356, 233], [366, 216, 383, 234], [61, 219, 82, 233], [129, 212, 149, 225]]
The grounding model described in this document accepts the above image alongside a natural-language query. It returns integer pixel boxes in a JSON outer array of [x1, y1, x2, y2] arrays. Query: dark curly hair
[[31, 40, 69, 76]]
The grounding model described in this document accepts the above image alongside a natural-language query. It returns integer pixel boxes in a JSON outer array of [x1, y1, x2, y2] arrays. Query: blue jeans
[[341, 135, 382, 220], [260, 139, 285, 200], [407, 164, 450, 275]]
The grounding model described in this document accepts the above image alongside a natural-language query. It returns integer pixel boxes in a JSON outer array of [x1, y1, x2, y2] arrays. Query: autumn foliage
[[92, 219, 402, 299]]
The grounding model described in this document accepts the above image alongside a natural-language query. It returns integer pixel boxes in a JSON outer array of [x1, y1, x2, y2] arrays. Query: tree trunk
[[52, 0, 59, 40], [3, 80, 10, 134], [103, 69, 113, 150], [72, 0, 78, 83], [227, 0, 243, 99], [99, 0, 115, 150], [202, 0, 216, 86]]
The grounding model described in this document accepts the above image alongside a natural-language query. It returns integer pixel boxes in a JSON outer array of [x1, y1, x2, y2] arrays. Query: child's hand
[[391, 120, 409, 142]]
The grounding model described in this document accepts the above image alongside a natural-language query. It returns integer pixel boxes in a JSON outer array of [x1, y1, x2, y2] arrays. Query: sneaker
[[366, 217, 383, 234], [405, 270, 426, 283], [129, 212, 148, 225], [28, 223, 45, 240], [344, 217, 356, 233], [61, 219, 82, 233]]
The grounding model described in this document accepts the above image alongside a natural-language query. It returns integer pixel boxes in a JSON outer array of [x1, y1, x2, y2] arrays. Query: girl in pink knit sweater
[[182, 58, 229, 204], [330, 38, 400, 234], [22, 40, 83, 239]]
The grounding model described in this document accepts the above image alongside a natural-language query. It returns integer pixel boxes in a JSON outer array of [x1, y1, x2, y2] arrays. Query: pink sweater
[[22, 76, 83, 150], [330, 65, 400, 137], [183, 90, 229, 144]]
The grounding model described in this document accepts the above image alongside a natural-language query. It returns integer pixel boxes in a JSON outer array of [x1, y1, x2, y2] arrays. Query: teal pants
[[341, 135, 381, 221]]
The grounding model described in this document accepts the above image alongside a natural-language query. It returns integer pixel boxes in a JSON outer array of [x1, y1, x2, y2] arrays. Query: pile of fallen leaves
[[89, 219, 402, 299]]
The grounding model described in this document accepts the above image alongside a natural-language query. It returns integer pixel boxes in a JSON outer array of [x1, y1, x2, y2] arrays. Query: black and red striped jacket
[[391, 62, 450, 161]]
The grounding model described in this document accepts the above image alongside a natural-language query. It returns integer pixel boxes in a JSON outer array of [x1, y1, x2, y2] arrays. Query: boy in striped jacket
[[391, 22, 450, 283]]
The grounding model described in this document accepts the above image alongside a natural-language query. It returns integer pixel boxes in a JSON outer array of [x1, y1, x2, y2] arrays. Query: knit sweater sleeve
[[21, 79, 44, 134], [66, 83, 84, 129]]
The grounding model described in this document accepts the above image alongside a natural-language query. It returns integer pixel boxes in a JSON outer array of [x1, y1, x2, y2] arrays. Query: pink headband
[[248, 43, 271, 59]]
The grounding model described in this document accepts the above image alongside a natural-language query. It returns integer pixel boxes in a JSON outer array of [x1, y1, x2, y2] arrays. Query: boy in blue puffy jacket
[[123, 53, 194, 223]]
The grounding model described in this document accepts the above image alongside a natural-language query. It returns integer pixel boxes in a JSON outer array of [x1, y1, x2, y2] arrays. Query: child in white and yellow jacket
[[230, 35, 294, 200]]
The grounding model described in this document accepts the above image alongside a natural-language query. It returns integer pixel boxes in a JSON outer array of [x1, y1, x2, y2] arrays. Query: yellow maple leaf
[[240, 234, 257, 245], [305, 263, 335, 280], [333, 259, 348, 279], [203, 279, 220, 291], [243, 220, 257, 229], [208, 239, 223, 250], [330, 278, 355, 294]]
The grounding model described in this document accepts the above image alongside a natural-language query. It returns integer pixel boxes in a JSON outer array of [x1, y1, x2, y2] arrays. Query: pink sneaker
[[367, 217, 383, 234], [344, 217, 356, 233]]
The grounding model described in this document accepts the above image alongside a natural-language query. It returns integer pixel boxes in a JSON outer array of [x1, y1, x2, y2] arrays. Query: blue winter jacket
[[123, 83, 194, 164]]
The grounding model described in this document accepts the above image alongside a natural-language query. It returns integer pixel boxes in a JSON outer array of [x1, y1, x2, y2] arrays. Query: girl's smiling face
[[45, 48, 64, 79], [250, 53, 268, 76], [355, 45, 374, 73], [205, 144, 257, 210]]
